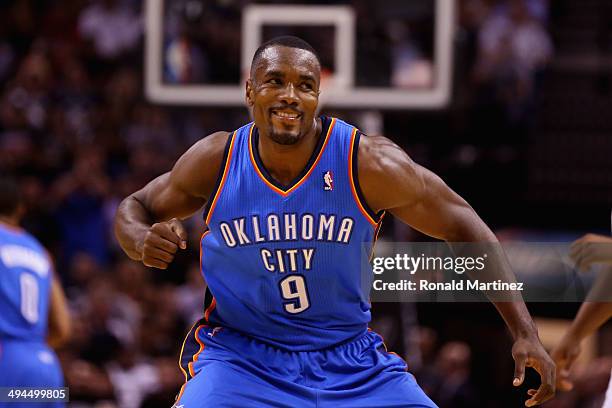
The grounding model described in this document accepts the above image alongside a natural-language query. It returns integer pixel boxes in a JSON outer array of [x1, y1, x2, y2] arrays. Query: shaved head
[[250, 36, 321, 79]]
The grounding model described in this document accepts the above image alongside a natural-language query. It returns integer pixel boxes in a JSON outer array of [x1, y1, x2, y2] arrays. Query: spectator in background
[[3, 49, 52, 131], [473, 0, 552, 124], [412, 340, 480, 408], [122, 104, 178, 156], [524, 0, 550, 23], [164, 29, 209, 84], [105, 67, 141, 123], [54, 57, 95, 143], [0, 46, 68, 191], [105, 341, 160, 408], [19, 175, 61, 251], [78, 0, 142, 60], [4, 0, 37, 57], [0, 40, 15, 83], [431, 342, 479, 408], [52, 145, 111, 265], [65, 252, 102, 296], [387, 20, 433, 88]]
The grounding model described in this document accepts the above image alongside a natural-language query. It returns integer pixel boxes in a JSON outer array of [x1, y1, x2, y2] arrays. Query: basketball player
[[551, 233, 612, 407], [0, 174, 71, 407], [115, 36, 555, 407]]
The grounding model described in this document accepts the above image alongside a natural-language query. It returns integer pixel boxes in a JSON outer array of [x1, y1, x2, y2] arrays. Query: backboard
[[145, 0, 455, 109]]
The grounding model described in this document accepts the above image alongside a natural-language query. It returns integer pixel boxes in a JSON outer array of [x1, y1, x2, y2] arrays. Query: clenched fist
[[138, 218, 187, 269]]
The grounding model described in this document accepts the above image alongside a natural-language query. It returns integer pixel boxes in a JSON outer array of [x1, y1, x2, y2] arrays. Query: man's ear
[[245, 79, 254, 107]]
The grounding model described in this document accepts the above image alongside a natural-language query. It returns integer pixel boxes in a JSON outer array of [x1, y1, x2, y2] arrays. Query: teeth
[[274, 111, 299, 119]]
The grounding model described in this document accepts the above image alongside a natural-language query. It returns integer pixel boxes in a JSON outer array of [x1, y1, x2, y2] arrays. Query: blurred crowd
[[1, 0, 609, 407], [0, 0, 244, 406], [460, 0, 552, 134]]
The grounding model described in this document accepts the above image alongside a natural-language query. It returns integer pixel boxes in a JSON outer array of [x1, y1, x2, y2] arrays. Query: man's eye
[[301, 83, 313, 90], [267, 78, 281, 84]]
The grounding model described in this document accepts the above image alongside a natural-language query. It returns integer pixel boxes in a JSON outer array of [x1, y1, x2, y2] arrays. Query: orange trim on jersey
[[188, 325, 206, 377], [348, 128, 378, 227], [199, 230, 210, 269], [177, 320, 199, 381], [369, 214, 386, 261], [204, 297, 216, 323], [248, 118, 336, 197], [205, 131, 237, 225], [200, 229, 217, 325], [175, 383, 187, 405], [176, 321, 209, 403]]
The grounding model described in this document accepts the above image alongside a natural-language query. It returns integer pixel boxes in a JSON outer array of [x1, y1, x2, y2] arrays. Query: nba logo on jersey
[[323, 171, 333, 191]]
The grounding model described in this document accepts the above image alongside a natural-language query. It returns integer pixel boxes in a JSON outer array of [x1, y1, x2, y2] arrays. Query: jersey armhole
[[349, 129, 385, 227], [202, 131, 237, 225]]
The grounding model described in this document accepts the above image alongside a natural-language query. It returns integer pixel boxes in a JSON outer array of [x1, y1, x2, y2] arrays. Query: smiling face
[[246, 45, 321, 145]]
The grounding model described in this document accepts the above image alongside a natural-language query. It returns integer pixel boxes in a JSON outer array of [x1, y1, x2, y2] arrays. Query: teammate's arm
[[114, 131, 230, 268], [551, 235, 612, 390], [47, 273, 70, 349], [570, 233, 612, 272], [358, 135, 555, 407], [551, 268, 612, 391]]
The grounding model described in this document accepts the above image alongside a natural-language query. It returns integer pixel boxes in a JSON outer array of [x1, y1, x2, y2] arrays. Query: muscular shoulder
[[356, 134, 425, 212], [170, 131, 232, 199]]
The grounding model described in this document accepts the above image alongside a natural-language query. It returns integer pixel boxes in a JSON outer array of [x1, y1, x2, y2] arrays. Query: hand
[[570, 233, 612, 272], [550, 336, 581, 392], [139, 218, 187, 269], [512, 336, 556, 407]]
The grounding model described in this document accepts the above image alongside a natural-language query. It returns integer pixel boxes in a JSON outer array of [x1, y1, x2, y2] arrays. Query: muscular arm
[[114, 131, 230, 260], [358, 135, 535, 337], [358, 135, 554, 405], [359, 135, 495, 241], [567, 302, 612, 341], [569, 269, 612, 340], [551, 269, 612, 391]]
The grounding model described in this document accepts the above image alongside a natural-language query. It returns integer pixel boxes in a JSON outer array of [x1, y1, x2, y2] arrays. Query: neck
[[258, 118, 321, 186]]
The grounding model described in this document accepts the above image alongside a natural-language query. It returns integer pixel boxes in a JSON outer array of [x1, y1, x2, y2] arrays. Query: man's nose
[[279, 83, 299, 105]]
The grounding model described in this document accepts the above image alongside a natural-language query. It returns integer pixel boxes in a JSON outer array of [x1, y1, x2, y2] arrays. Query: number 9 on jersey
[[279, 275, 310, 314]]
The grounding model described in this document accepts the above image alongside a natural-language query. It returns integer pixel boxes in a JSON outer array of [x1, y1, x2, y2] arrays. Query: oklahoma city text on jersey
[[217, 212, 355, 273]]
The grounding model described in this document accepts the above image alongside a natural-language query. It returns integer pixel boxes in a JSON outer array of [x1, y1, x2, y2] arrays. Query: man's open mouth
[[271, 110, 301, 120]]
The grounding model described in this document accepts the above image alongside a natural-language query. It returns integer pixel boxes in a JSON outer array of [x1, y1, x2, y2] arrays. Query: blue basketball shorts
[[0, 339, 65, 408], [175, 325, 438, 407]]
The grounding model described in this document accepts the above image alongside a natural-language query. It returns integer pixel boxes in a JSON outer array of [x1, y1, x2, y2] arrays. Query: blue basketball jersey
[[200, 116, 383, 351], [0, 223, 53, 341]]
